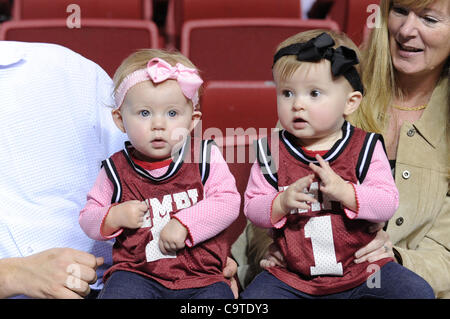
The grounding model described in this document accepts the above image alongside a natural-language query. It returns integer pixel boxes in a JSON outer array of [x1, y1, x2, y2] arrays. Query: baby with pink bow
[[79, 49, 241, 299]]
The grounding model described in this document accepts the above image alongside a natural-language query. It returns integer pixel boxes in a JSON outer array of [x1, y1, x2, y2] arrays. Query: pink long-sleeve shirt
[[79, 145, 241, 247], [245, 140, 399, 228]]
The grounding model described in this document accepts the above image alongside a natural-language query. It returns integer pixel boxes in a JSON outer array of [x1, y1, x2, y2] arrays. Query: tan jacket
[[388, 77, 449, 298]]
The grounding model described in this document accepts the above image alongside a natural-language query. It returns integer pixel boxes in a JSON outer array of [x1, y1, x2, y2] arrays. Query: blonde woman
[[242, 0, 449, 298], [348, 0, 449, 298]]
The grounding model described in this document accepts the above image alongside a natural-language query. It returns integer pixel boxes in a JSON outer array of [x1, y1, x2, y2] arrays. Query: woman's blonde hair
[[273, 29, 363, 85], [347, 0, 444, 133], [112, 48, 202, 102]]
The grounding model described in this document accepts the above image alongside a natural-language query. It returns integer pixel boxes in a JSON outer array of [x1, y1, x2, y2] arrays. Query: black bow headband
[[273, 32, 364, 94]]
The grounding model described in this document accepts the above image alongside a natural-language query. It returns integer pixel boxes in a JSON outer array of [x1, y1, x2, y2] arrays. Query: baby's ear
[[344, 91, 363, 116], [190, 110, 202, 131], [111, 108, 126, 133]]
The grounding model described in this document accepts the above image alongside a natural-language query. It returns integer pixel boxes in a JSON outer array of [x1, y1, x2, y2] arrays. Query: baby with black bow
[[240, 30, 416, 298]]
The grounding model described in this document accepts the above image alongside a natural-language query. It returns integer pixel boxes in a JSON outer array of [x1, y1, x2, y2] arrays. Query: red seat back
[[199, 80, 278, 243], [328, 0, 379, 45], [0, 19, 159, 77], [182, 18, 340, 81], [200, 81, 278, 138], [166, 0, 301, 48], [12, 0, 152, 20]]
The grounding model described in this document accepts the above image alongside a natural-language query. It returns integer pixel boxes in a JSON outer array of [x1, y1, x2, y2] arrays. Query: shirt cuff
[[270, 191, 287, 229], [343, 182, 360, 220], [172, 215, 194, 247], [100, 203, 123, 239]]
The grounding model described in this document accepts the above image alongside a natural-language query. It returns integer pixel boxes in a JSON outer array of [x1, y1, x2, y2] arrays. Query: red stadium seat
[[327, 0, 379, 46], [199, 81, 278, 138], [198, 81, 279, 242], [0, 19, 159, 77], [166, 0, 302, 48], [181, 18, 340, 81], [12, 0, 153, 20]]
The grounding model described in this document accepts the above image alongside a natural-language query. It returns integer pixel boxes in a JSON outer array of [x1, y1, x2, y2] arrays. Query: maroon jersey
[[102, 139, 229, 289], [256, 122, 391, 295]]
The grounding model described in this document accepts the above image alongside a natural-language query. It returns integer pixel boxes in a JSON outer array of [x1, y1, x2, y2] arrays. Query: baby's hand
[[309, 154, 356, 209], [159, 218, 188, 254], [103, 200, 148, 235], [276, 174, 317, 215]]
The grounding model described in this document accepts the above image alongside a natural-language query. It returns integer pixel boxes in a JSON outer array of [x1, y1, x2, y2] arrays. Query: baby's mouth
[[293, 117, 306, 123], [292, 117, 307, 129], [151, 137, 166, 147]]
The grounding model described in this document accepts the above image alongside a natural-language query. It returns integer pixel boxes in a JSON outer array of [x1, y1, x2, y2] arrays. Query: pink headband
[[114, 57, 203, 109]]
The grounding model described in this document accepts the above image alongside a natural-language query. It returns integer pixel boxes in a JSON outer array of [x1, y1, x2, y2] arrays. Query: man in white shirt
[[0, 41, 127, 298]]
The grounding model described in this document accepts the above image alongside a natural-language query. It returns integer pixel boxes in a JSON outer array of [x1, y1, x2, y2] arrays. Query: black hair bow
[[273, 32, 364, 94]]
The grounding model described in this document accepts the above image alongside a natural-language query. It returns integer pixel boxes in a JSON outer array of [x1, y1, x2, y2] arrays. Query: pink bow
[[146, 58, 203, 105], [114, 57, 203, 109]]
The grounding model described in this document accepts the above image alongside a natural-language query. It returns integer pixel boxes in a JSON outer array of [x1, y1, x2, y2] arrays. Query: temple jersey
[[102, 139, 229, 289], [256, 122, 392, 295]]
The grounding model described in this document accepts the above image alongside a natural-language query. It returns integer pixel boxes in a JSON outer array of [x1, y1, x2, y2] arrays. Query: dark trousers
[[97, 270, 234, 299], [241, 262, 435, 299]]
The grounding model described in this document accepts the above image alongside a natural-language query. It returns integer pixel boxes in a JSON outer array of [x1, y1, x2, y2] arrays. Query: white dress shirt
[[0, 41, 127, 290]]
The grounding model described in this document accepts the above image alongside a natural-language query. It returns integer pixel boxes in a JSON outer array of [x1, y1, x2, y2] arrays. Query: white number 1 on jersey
[[304, 215, 343, 276]]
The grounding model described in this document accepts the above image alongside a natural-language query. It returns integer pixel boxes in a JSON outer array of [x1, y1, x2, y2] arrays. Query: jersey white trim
[[281, 121, 352, 164], [122, 140, 187, 182], [103, 158, 122, 204]]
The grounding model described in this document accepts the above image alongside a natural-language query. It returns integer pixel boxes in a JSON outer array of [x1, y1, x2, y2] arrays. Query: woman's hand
[[354, 223, 395, 263]]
